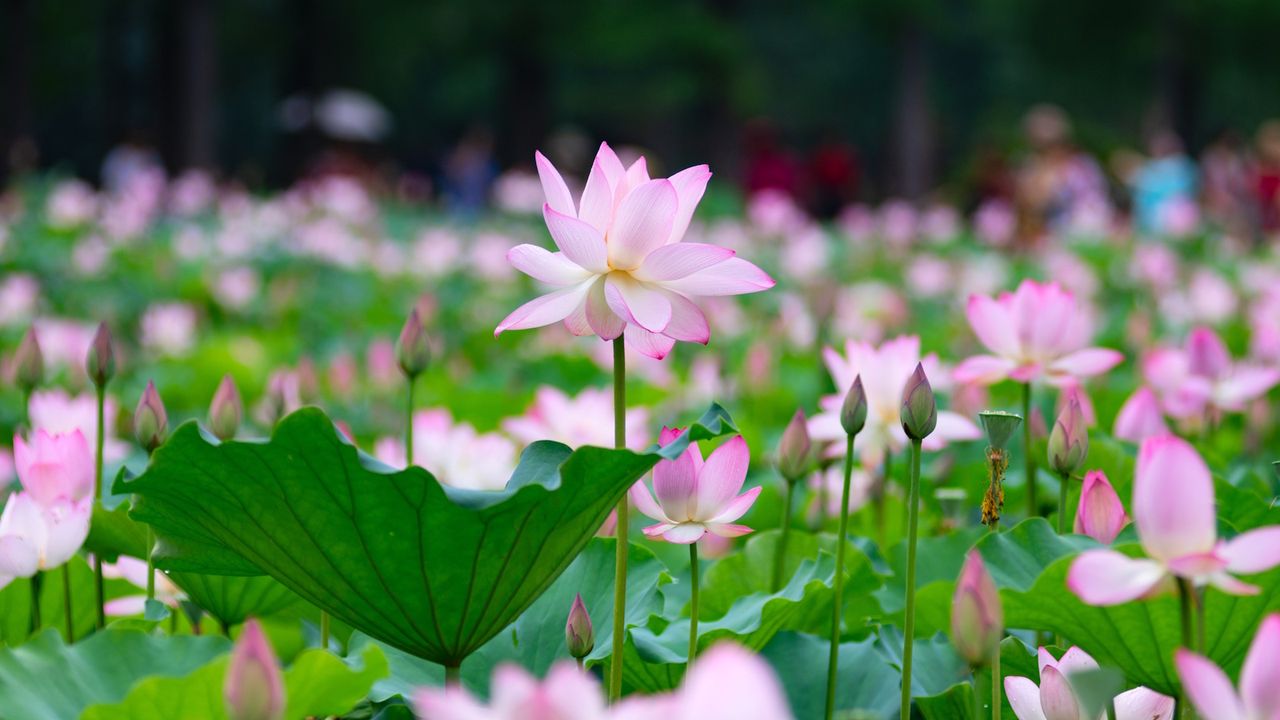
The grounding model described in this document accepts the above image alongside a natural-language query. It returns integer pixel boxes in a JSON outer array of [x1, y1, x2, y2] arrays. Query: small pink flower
[[1112, 387, 1169, 443], [1005, 646, 1174, 720], [954, 280, 1123, 386], [1074, 471, 1128, 544], [630, 428, 760, 544], [415, 662, 607, 720], [13, 430, 94, 506], [503, 386, 649, 451], [0, 491, 92, 591], [224, 618, 286, 720], [1176, 613, 1280, 720], [1143, 327, 1280, 420], [496, 143, 774, 359], [1068, 436, 1280, 605]]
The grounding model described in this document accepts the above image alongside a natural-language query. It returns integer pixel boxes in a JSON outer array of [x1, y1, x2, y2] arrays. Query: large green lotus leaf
[[80, 643, 388, 720], [85, 497, 150, 564], [116, 405, 735, 665], [168, 572, 303, 627], [1003, 545, 1280, 696], [762, 631, 900, 719], [0, 628, 228, 720]]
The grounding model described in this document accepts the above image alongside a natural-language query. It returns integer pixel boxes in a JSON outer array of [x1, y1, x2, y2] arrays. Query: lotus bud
[[1186, 326, 1230, 378], [133, 380, 168, 453], [1074, 471, 1128, 544], [950, 550, 1003, 667], [1048, 397, 1088, 476], [565, 593, 594, 659], [900, 363, 937, 440], [396, 309, 431, 379], [978, 411, 1022, 452], [86, 322, 116, 388], [224, 618, 285, 720], [13, 327, 43, 393], [840, 376, 868, 437], [777, 409, 811, 483], [209, 375, 243, 441]]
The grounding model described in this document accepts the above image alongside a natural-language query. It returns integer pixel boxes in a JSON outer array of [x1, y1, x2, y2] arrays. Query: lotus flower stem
[[62, 564, 74, 642], [973, 674, 984, 720], [772, 479, 795, 593], [1057, 471, 1070, 534], [146, 527, 155, 601], [93, 385, 106, 630], [445, 663, 461, 686], [991, 650, 1001, 719], [405, 376, 416, 466], [609, 337, 628, 701], [30, 571, 42, 635], [825, 432, 857, 720], [1021, 383, 1036, 518], [320, 610, 330, 649], [1195, 587, 1206, 653], [900, 437, 923, 720], [688, 542, 699, 668]]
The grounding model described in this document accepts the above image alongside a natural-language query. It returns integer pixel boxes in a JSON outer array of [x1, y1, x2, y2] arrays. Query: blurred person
[[442, 125, 497, 221], [1014, 104, 1110, 244], [1200, 128, 1254, 237], [808, 131, 860, 218], [743, 119, 800, 199], [1253, 120, 1280, 236], [1130, 129, 1197, 237]]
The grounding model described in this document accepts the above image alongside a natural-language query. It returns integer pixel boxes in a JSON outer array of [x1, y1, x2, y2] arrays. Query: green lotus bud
[[13, 327, 43, 393], [777, 409, 812, 483], [565, 593, 594, 659], [134, 380, 168, 453], [209, 375, 243, 441], [1048, 397, 1088, 476], [396, 309, 431, 379], [86, 322, 116, 388], [840, 375, 868, 437], [900, 363, 937, 440], [978, 411, 1022, 452]]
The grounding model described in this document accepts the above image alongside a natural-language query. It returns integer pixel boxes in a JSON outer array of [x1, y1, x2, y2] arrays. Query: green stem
[[992, 649, 1002, 720], [688, 542, 699, 668], [609, 337, 628, 702], [30, 571, 42, 635], [320, 611, 330, 649], [146, 527, 155, 602], [1194, 586, 1206, 654], [405, 376, 416, 466], [1057, 471, 1070, 534], [773, 479, 795, 592], [445, 663, 461, 686], [900, 438, 923, 720], [825, 433, 857, 720], [93, 386, 106, 630], [62, 564, 74, 643], [1022, 383, 1036, 518], [1177, 578, 1194, 720], [973, 674, 985, 720]]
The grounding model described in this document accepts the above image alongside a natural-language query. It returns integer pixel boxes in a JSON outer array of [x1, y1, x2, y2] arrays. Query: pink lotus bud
[[209, 375, 243, 441], [951, 550, 1003, 666], [13, 327, 43, 393], [565, 593, 594, 659], [1186, 326, 1230, 378], [776, 409, 811, 482], [900, 363, 937, 440], [840, 376, 868, 436], [396, 309, 431, 379], [224, 619, 285, 720], [85, 322, 116, 388], [133, 380, 168, 453], [1047, 397, 1088, 476], [1074, 471, 1128, 544]]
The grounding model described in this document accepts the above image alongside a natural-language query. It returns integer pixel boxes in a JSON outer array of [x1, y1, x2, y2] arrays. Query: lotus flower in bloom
[[495, 143, 775, 359], [808, 336, 980, 469], [1176, 613, 1280, 720], [1005, 646, 1175, 720], [1112, 387, 1169, 443], [0, 491, 92, 590], [374, 409, 517, 491], [954, 280, 1123, 386], [28, 389, 129, 463], [1074, 471, 1128, 544], [630, 428, 760, 544], [13, 430, 93, 506], [1068, 435, 1280, 605], [503, 385, 649, 450], [1142, 327, 1280, 420]]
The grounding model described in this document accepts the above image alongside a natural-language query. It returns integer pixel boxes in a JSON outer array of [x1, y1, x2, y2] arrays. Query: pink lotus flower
[[1005, 646, 1175, 720], [1142, 327, 1280, 420], [224, 618, 286, 720], [1074, 471, 1128, 544], [374, 409, 517, 492], [661, 642, 794, 720], [415, 662, 607, 720], [808, 336, 981, 470], [13, 430, 94, 506], [503, 386, 649, 451], [1112, 387, 1169, 443], [1068, 436, 1280, 605], [954, 280, 1123, 386], [0, 491, 92, 590], [630, 428, 760, 544], [1176, 613, 1280, 720], [28, 389, 128, 463], [102, 555, 184, 616], [495, 143, 775, 359]]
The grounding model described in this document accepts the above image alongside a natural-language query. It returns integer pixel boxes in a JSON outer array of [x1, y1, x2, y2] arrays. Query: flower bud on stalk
[[396, 309, 431, 379], [1074, 471, 1128, 544], [134, 381, 168, 453], [840, 376, 868, 437], [209, 375, 243, 441], [777, 409, 812, 483], [951, 550, 1003, 667], [1048, 397, 1089, 477], [978, 411, 1022, 529], [224, 619, 286, 720], [565, 593, 594, 661], [14, 327, 43, 393], [900, 363, 937, 440], [86, 322, 115, 388]]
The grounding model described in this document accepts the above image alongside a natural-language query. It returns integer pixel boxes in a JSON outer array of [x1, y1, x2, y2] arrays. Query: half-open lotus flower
[[1142, 326, 1280, 420], [1176, 613, 1280, 720], [954, 280, 1123, 386], [502, 385, 649, 450], [630, 427, 760, 544], [0, 491, 91, 591], [1074, 471, 1128, 544], [1005, 646, 1175, 720], [1068, 435, 1280, 605], [496, 142, 775, 359], [13, 429, 94, 506]]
